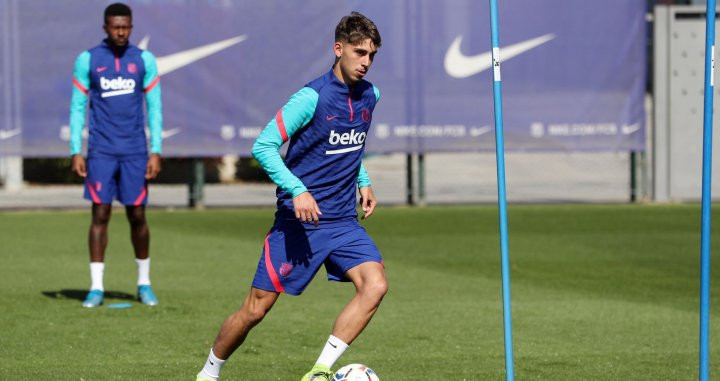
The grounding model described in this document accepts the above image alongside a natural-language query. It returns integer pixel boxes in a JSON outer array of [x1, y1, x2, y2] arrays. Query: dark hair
[[104, 3, 132, 24], [335, 11, 381, 48]]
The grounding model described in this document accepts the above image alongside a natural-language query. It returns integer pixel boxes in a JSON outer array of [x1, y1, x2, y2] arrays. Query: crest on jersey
[[362, 109, 371, 122], [279, 263, 294, 277], [127, 63, 137, 74]]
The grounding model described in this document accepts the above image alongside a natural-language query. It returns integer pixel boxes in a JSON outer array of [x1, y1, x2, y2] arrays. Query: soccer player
[[69, 3, 163, 308], [196, 12, 386, 381]]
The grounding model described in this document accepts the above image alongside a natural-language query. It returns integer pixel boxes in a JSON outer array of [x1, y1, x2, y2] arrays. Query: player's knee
[[375, 279, 389, 299], [92, 212, 111, 225], [128, 214, 146, 229], [361, 278, 388, 302], [126, 208, 146, 228], [242, 304, 268, 326], [92, 216, 110, 226]]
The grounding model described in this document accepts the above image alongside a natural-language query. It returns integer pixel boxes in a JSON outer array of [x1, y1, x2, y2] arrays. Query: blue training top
[[252, 69, 380, 223], [69, 39, 162, 158]]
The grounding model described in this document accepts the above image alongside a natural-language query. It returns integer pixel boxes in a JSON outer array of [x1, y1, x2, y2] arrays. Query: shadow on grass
[[42, 289, 135, 301]]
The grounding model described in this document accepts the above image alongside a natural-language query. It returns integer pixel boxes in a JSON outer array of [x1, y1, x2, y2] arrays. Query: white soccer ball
[[332, 364, 379, 381]]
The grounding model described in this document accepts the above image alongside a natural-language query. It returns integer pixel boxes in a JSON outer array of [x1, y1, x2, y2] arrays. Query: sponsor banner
[[0, 0, 645, 156]]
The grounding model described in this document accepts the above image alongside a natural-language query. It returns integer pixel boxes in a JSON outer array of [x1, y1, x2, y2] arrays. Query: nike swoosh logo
[[144, 127, 180, 139], [621, 123, 641, 135], [444, 33, 555, 78], [162, 128, 181, 139], [470, 126, 492, 137], [138, 35, 247, 76], [326, 115, 339, 121], [96, 66, 107, 73], [328, 341, 337, 348], [0, 128, 21, 140]]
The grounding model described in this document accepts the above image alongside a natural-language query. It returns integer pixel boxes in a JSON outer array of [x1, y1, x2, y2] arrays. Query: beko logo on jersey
[[100, 76, 136, 98], [100, 76, 136, 90], [326, 129, 366, 155], [329, 129, 366, 145]]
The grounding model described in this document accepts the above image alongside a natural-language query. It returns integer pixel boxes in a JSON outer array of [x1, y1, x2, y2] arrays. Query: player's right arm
[[252, 87, 322, 224], [69, 51, 91, 177]]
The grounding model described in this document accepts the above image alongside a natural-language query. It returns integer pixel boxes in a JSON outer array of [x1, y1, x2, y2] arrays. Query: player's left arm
[[142, 50, 162, 179], [358, 162, 377, 219], [358, 85, 381, 219]]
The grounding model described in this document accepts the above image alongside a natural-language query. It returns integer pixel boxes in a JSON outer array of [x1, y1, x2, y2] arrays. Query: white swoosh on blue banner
[[0, 128, 21, 140], [470, 126, 492, 137], [138, 35, 247, 76], [144, 127, 181, 139], [621, 123, 641, 135], [161, 128, 181, 139], [444, 33, 555, 79]]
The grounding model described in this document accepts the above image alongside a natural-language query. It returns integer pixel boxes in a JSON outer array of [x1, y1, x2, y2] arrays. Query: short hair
[[335, 11, 381, 48], [104, 3, 132, 24]]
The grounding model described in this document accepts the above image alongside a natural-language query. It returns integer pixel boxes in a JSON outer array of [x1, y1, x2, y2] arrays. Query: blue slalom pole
[[699, 2, 715, 380], [488, 1, 514, 379]]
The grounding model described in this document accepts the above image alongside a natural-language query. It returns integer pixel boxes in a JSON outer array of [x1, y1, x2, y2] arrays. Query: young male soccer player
[[69, 3, 163, 308], [196, 12, 386, 381]]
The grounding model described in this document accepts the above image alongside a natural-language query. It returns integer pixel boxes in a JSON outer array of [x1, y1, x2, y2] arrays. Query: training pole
[[699, 2, 716, 380], [488, 0, 514, 379]]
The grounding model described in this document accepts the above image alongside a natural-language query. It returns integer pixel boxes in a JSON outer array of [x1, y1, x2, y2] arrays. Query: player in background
[[69, 3, 163, 308], [196, 12, 386, 381]]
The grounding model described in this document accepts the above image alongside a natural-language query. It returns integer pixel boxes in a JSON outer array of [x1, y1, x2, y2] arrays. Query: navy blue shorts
[[84, 157, 148, 206], [252, 220, 383, 295]]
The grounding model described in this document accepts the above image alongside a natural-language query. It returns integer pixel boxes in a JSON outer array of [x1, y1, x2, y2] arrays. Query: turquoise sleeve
[[252, 87, 319, 197], [358, 85, 378, 186], [142, 51, 163, 154], [358, 162, 372, 188], [69, 51, 90, 155]]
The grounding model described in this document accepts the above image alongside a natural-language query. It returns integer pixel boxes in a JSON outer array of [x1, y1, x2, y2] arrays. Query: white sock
[[315, 335, 349, 369], [136, 258, 151, 286], [90, 262, 104, 291], [197, 349, 225, 380]]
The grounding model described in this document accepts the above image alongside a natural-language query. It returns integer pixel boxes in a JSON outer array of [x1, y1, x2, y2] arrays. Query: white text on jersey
[[100, 76, 136, 98], [326, 129, 366, 155]]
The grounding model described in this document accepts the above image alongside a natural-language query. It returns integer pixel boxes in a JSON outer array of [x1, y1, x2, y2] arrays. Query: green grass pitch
[[1, 204, 719, 380]]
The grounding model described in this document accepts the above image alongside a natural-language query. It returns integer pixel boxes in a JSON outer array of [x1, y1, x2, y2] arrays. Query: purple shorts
[[84, 156, 148, 206], [252, 220, 383, 295]]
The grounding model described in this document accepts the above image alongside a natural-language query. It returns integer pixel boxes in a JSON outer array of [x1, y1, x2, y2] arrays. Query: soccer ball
[[332, 364, 379, 381]]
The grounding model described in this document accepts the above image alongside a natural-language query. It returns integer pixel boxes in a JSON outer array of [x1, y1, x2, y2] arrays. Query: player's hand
[[145, 154, 161, 179], [292, 191, 322, 226], [359, 186, 377, 219], [71, 154, 87, 178]]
